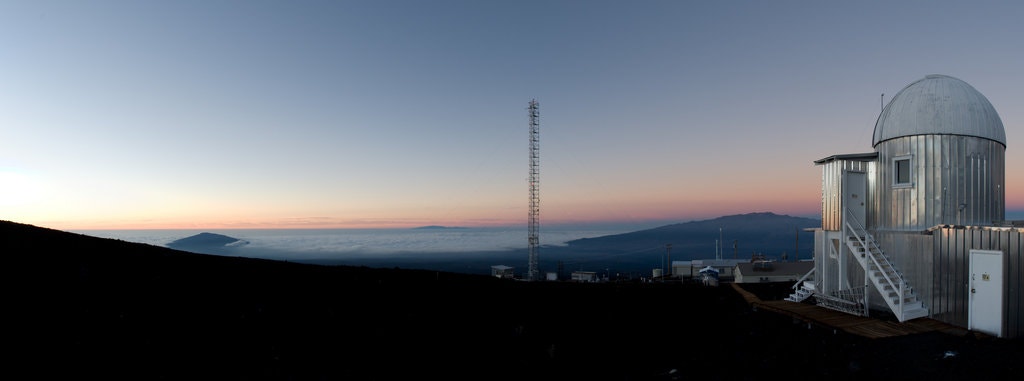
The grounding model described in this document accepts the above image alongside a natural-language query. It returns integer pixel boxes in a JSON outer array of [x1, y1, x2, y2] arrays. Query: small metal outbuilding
[[674, 259, 746, 281], [491, 265, 515, 279], [571, 271, 597, 283], [734, 261, 814, 284]]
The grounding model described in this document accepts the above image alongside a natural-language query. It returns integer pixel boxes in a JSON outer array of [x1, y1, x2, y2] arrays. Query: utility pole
[[716, 227, 724, 260], [795, 227, 799, 262], [719, 227, 723, 260], [665, 244, 672, 279]]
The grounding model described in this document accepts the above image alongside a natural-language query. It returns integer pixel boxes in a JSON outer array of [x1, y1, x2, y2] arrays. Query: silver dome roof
[[872, 74, 1005, 147]]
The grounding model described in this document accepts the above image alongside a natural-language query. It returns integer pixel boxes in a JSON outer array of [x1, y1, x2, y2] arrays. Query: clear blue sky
[[2, 0, 1022, 229]]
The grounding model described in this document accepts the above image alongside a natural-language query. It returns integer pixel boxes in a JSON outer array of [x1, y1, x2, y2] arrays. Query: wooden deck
[[730, 283, 974, 339]]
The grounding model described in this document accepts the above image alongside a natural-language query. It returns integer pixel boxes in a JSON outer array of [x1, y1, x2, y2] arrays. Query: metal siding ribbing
[[874, 231, 933, 313], [866, 161, 878, 231], [932, 226, 1024, 338], [1011, 231, 1023, 338], [816, 222, 1021, 337], [949, 227, 967, 326], [821, 162, 840, 231], [814, 230, 831, 293], [931, 227, 968, 326], [819, 159, 873, 231], [814, 230, 845, 295], [926, 136, 941, 224], [875, 136, 1004, 231], [933, 229, 952, 322], [996, 150, 1006, 212]]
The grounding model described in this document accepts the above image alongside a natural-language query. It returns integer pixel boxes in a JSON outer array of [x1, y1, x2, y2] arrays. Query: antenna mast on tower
[[527, 99, 541, 281]]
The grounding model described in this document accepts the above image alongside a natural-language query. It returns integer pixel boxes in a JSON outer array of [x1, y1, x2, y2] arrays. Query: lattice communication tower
[[527, 99, 541, 281]]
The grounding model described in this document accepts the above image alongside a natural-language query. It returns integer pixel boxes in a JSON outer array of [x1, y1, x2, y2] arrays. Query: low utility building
[[734, 260, 814, 284]]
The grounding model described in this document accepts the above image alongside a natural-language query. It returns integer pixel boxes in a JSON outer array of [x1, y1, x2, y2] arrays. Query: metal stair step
[[843, 217, 929, 322]]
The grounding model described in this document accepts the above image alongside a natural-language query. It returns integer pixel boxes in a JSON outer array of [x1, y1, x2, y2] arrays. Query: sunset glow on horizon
[[3, 1, 1022, 231]]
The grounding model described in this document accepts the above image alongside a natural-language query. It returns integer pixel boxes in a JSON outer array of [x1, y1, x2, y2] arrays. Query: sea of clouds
[[75, 225, 643, 262]]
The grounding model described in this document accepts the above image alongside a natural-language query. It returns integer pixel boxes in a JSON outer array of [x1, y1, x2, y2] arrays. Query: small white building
[[734, 261, 814, 283], [571, 271, 597, 283], [490, 265, 515, 279], [673, 259, 746, 281]]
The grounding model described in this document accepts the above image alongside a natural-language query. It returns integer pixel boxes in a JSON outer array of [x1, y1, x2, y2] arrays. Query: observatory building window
[[893, 156, 912, 187]]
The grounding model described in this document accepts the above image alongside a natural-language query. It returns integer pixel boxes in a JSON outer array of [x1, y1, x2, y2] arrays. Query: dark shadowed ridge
[[3, 219, 490, 283], [5, 219, 1021, 381]]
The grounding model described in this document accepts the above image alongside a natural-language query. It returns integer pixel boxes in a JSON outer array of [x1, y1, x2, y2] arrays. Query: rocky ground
[[7, 220, 1023, 380]]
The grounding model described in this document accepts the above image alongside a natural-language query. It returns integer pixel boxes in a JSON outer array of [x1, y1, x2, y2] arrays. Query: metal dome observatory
[[872, 74, 1006, 230], [797, 74, 1023, 339]]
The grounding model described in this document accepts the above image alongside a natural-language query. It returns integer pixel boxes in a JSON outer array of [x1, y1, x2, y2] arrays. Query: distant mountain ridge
[[564, 212, 820, 261]]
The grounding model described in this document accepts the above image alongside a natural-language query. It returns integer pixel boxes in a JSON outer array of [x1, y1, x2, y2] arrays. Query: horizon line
[[17, 211, 831, 231]]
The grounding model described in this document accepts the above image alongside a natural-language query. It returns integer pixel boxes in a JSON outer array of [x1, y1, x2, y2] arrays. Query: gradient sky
[[2, 0, 1022, 230]]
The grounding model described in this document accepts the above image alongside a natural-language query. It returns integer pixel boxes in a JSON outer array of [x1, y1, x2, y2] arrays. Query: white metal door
[[844, 171, 866, 226], [838, 172, 867, 296], [969, 249, 1004, 337]]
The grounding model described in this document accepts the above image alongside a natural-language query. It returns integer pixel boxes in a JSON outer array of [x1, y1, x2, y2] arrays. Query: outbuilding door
[[969, 249, 1004, 337], [843, 171, 866, 226]]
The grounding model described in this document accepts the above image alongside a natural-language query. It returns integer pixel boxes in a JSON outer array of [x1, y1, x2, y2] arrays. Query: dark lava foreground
[[6, 220, 1022, 380]]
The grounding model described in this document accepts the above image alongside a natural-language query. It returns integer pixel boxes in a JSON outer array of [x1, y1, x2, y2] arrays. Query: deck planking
[[730, 282, 973, 339]]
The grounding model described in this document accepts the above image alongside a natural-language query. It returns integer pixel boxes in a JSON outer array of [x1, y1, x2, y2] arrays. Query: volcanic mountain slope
[[566, 212, 819, 260], [166, 231, 250, 254]]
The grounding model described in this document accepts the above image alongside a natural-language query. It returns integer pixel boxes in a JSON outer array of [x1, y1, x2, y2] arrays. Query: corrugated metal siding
[[817, 225, 1022, 338], [819, 159, 874, 231], [873, 135, 1005, 231], [820, 163, 840, 231], [873, 231, 934, 313], [932, 226, 1024, 338], [814, 230, 843, 294]]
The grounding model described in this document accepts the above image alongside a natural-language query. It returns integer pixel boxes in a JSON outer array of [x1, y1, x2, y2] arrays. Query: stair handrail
[[843, 208, 907, 321], [791, 267, 815, 290]]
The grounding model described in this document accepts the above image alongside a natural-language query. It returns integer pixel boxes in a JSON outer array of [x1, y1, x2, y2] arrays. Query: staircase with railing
[[785, 268, 815, 302], [843, 209, 928, 322]]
